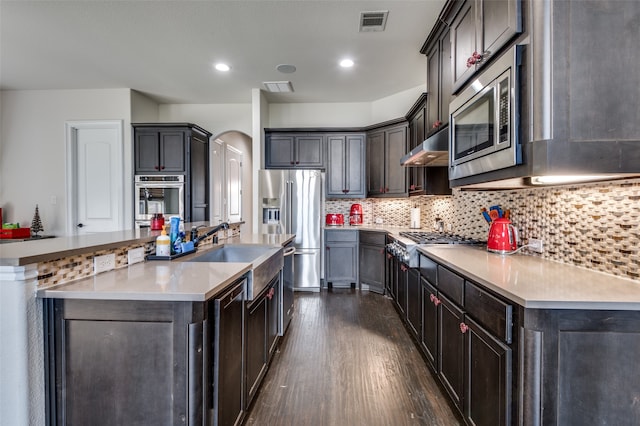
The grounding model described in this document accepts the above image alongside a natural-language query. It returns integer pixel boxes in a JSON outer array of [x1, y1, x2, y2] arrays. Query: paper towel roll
[[410, 208, 421, 229]]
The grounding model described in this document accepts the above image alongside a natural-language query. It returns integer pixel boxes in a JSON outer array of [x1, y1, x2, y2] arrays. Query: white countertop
[[37, 260, 252, 302], [420, 245, 640, 310]]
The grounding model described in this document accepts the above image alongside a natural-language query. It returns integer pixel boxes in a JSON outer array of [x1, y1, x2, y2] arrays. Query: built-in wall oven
[[449, 44, 524, 181], [134, 175, 184, 228]]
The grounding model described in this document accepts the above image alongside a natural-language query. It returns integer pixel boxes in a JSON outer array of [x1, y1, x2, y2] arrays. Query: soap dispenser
[[156, 225, 171, 257]]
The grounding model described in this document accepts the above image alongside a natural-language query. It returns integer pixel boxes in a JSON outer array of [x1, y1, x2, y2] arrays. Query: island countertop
[[420, 245, 640, 310], [36, 259, 253, 302]]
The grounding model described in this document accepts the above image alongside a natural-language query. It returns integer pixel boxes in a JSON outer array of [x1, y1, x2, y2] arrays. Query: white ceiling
[[0, 0, 446, 104]]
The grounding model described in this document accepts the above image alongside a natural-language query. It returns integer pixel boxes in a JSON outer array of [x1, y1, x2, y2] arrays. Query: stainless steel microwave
[[449, 45, 523, 181]]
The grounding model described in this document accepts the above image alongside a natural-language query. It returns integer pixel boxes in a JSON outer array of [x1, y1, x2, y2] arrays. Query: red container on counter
[[0, 228, 31, 239], [151, 214, 165, 230]]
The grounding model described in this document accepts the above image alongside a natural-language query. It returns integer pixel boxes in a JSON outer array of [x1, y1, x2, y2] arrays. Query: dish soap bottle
[[156, 225, 171, 257]]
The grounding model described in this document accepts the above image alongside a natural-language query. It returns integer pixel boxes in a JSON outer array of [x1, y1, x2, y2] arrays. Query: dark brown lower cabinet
[[43, 276, 248, 426], [421, 276, 438, 370], [395, 260, 408, 315], [522, 308, 640, 425], [465, 316, 512, 426], [212, 280, 246, 426], [405, 268, 421, 339], [438, 293, 465, 409], [245, 289, 268, 410], [245, 274, 281, 409]]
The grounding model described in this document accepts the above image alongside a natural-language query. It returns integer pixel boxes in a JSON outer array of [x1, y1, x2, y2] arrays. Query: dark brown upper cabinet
[[265, 133, 324, 169], [366, 122, 408, 198], [451, 0, 522, 93], [326, 133, 366, 199]]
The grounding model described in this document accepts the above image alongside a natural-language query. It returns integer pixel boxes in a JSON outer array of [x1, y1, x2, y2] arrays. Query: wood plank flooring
[[244, 289, 462, 426]]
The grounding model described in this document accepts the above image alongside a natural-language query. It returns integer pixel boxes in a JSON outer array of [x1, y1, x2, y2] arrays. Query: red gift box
[[0, 228, 31, 239]]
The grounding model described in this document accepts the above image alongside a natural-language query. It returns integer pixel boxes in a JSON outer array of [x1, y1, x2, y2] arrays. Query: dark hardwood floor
[[244, 289, 461, 426]]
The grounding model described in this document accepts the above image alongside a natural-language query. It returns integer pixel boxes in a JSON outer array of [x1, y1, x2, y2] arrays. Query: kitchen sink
[[187, 244, 283, 300]]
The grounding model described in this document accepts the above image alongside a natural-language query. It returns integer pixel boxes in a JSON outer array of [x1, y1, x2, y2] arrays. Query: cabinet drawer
[[438, 265, 464, 305], [359, 231, 386, 245], [325, 230, 358, 242], [419, 254, 437, 285], [464, 281, 513, 344]]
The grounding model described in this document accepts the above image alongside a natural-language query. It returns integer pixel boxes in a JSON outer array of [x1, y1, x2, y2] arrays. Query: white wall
[[267, 84, 426, 128], [268, 102, 372, 128], [0, 89, 133, 235], [371, 84, 426, 124], [131, 90, 159, 122], [158, 103, 252, 137]]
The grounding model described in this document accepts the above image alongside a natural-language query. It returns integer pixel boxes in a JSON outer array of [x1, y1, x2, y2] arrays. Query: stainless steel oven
[[449, 44, 523, 180], [134, 175, 184, 228]]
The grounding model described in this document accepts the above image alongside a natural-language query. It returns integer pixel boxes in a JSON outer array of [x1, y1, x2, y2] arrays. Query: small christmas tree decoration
[[31, 204, 44, 237]]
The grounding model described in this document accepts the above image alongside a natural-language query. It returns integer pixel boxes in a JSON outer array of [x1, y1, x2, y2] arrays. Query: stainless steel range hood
[[400, 126, 449, 167]]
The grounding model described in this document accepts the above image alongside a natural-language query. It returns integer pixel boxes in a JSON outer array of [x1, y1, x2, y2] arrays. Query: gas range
[[387, 231, 485, 267]]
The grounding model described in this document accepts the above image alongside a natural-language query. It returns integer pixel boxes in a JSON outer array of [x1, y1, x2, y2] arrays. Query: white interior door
[[226, 145, 243, 223], [66, 121, 124, 234]]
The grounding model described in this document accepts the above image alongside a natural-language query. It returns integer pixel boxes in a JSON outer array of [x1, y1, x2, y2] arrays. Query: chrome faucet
[[192, 222, 229, 247]]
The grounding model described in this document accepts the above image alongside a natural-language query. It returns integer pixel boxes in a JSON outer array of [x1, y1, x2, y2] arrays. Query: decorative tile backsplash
[[36, 225, 241, 288], [326, 178, 640, 281]]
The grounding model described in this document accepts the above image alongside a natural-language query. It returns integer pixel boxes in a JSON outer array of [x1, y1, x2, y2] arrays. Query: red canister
[[151, 214, 165, 230]]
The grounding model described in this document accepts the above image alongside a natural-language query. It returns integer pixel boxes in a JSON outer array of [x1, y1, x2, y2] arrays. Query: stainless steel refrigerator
[[259, 169, 323, 292]]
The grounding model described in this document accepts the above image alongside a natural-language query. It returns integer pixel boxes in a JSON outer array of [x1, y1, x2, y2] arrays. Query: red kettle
[[487, 218, 518, 253]]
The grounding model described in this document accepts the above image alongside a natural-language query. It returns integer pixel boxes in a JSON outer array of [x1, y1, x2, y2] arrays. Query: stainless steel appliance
[[281, 243, 295, 333], [259, 170, 323, 292], [134, 175, 184, 228], [389, 231, 485, 268], [449, 44, 523, 181]]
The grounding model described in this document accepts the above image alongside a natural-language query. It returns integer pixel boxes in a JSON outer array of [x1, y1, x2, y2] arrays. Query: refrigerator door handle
[[287, 179, 294, 234], [283, 247, 296, 257]]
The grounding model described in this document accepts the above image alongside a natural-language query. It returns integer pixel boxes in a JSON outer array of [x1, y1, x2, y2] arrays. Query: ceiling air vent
[[359, 11, 388, 32], [263, 81, 294, 93]]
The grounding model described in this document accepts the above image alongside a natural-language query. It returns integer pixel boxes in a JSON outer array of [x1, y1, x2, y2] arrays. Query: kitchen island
[[0, 225, 293, 426]]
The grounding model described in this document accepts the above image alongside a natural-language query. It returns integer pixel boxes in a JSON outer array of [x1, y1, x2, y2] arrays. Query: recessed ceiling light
[[276, 64, 297, 74], [215, 63, 230, 72], [339, 59, 354, 68]]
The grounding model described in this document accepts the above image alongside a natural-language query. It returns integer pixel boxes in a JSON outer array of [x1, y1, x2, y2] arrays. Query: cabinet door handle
[[459, 322, 469, 334], [160, 166, 165, 170], [290, 161, 295, 165], [434, 297, 441, 306], [400, 264, 407, 272], [296, 161, 300, 164], [379, 248, 385, 254], [155, 165, 160, 170], [432, 120, 442, 129], [386, 253, 392, 259]]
